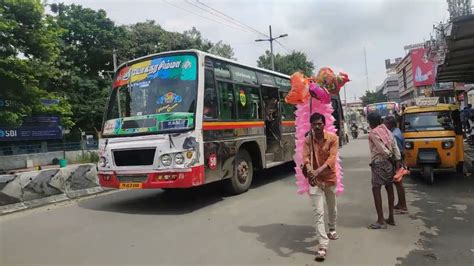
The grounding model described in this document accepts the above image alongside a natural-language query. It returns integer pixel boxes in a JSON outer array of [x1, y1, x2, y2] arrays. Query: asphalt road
[[1, 136, 473, 266]]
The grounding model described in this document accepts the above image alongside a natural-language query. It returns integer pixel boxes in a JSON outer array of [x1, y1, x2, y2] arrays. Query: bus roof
[[366, 102, 398, 106], [115, 49, 291, 79], [403, 104, 458, 114]]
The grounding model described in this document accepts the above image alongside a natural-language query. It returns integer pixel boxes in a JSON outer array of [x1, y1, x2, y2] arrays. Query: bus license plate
[[119, 183, 143, 189]]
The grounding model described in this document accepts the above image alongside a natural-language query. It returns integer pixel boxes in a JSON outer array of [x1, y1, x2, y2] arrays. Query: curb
[[0, 187, 106, 215]]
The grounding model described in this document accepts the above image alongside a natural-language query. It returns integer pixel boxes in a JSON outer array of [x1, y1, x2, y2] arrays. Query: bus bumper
[[98, 165, 205, 189]]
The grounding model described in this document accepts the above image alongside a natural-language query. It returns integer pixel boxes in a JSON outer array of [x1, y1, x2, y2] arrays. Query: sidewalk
[[463, 141, 474, 174]]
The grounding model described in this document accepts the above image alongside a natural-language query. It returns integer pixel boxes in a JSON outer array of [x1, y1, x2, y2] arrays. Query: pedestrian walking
[[460, 104, 471, 135], [392, 110, 401, 128], [469, 113, 474, 147], [303, 112, 339, 262], [367, 112, 401, 229], [384, 116, 408, 214]]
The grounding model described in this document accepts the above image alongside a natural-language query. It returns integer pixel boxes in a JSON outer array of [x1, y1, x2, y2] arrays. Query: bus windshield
[[103, 54, 197, 136]]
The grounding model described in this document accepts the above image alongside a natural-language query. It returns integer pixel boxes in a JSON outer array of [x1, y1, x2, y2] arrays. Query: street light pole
[[269, 25, 274, 71], [255, 25, 288, 71]]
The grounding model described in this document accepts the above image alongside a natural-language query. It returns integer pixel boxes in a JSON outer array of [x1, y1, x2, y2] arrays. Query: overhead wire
[[194, 0, 293, 55], [161, 0, 255, 34], [194, 0, 269, 38], [183, 0, 257, 35], [164, 0, 295, 57], [275, 40, 291, 54]]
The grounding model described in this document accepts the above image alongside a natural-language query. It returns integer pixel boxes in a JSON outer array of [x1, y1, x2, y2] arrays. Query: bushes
[[75, 151, 99, 164]]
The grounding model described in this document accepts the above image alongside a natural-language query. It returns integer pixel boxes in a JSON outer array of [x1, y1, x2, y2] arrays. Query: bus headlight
[[442, 140, 454, 149], [175, 153, 185, 165], [405, 141, 414, 150], [161, 154, 172, 166], [98, 157, 107, 167]]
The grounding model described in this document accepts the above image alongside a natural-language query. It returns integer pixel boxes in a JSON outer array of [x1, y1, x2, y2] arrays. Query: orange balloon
[[285, 72, 310, 105]]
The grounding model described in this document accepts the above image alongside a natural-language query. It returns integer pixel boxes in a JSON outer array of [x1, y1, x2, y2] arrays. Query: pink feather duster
[[294, 97, 344, 196]]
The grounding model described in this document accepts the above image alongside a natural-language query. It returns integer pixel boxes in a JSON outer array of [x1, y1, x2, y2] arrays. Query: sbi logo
[[0, 129, 17, 138]]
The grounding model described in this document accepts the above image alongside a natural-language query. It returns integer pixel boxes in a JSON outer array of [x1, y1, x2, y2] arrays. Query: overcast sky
[[51, 0, 449, 102]]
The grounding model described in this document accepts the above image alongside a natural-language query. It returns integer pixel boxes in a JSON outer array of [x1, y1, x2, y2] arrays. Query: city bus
[[98, 50, 297, 194], [364, 101, 400, 119]]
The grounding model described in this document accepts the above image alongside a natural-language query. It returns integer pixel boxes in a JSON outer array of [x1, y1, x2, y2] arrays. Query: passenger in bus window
[[265, 98, 278, 121], [203, 99, 217, 119]]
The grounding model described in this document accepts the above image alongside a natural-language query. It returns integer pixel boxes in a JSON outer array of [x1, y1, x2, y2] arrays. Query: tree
[[208, 41, 235, 59], [360, 90, 386, 106], [257, 50, 314, 76], [0, 0, 73, 128], [50, 3, 123, 131], [116, 22, 235, 63]]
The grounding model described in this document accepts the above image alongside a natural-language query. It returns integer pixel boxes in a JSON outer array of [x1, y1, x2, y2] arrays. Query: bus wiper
[[168, 133, 181, 149], [169, 134, 175, 149]]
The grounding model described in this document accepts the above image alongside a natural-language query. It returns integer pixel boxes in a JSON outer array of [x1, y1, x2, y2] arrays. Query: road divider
[[0, 164, 105, 215]]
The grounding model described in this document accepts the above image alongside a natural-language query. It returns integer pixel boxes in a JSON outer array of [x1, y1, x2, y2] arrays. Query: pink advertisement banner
[[411, 48, 435, 87]]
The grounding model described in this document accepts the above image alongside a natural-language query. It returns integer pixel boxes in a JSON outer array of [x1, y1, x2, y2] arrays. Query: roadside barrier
[[0, 164, 104, 214]]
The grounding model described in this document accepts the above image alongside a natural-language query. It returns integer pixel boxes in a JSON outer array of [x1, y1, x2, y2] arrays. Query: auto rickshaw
[[401, 103, 464, 184]]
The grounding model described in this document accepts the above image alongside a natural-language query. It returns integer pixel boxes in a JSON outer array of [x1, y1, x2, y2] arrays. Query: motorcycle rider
[[350, 122, 359, 138]]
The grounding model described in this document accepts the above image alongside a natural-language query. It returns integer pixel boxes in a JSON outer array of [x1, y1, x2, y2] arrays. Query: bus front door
[[262, 87, 283, 162]]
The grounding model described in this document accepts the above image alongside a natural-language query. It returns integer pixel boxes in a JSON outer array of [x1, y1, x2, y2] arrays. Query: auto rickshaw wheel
[[456, 162, 464, 174], [422, 165, 434, 185]]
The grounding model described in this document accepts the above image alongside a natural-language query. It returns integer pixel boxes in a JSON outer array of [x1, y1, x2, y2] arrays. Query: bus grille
[[113, 148, 156, 166]]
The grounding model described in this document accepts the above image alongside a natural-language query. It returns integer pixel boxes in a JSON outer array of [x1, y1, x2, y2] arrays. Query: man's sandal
[[368, 222, 387, 229], [315, 248, 327, 262], [327, 231, 339, 240]]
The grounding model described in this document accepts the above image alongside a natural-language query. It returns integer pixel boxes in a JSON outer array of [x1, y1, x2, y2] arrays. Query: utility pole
[[364, 47, 370, 92], [255, 25, 288, 71], [113, 48, 118, 72], [344, 85, 348, 107]]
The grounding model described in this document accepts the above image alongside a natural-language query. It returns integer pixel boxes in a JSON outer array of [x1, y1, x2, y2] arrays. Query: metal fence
[[0, 141, 98, 156]]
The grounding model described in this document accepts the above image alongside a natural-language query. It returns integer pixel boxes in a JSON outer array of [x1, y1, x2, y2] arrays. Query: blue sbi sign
[[0, 129, 17, 138]]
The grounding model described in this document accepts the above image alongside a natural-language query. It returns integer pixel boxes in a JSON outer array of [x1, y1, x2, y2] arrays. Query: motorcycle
[[351, 126, 358, 139]]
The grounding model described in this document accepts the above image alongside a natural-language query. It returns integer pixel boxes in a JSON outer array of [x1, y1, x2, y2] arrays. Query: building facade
[[396, 47, 436, 106], [376, 58, 402, 103]]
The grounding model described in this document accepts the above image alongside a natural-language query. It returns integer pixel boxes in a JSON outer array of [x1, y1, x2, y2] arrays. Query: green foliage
[[360, 90, 387, 106], [75, 151, 99, 164], [1, 1, 234, 131], [257, 50, 314, 76], [208, 41, 235, 59], [48, 3, 121, 130], [116, 22, 234, 63], [0, 0, 71, 127], [0, 0, 60, 60]]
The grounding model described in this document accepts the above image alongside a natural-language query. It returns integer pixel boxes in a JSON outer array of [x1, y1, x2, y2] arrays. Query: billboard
[[0, 115, 62, 142], [411, 48, 435, 87], [0, 127, 62, 141]]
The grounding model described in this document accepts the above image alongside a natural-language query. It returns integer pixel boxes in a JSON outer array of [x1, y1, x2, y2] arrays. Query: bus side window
[[235, 85, 260, 120], [279, 92, 295, 120], [203, 70, 218, 120], [218, 81, 235, 120]]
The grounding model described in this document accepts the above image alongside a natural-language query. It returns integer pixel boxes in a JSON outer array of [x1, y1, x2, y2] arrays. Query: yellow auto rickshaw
[[401, 103, 464, 184]]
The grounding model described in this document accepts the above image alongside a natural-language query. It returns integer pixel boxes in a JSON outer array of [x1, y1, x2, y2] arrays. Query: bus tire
[[226, 150, 253, 195]]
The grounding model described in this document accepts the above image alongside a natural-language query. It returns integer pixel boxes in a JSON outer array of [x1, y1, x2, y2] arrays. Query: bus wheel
[[226, 150, 253, 194]]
